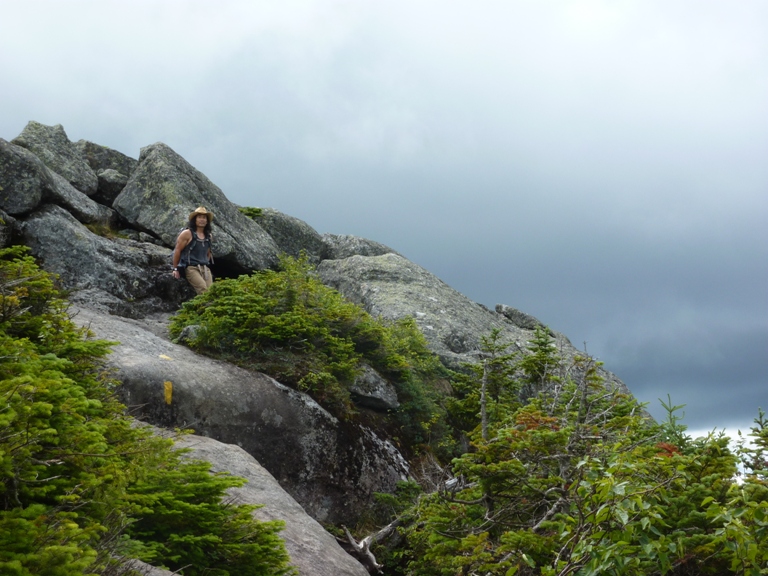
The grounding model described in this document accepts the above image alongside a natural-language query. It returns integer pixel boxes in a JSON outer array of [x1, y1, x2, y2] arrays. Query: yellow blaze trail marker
[[164, 381, 173, 405]]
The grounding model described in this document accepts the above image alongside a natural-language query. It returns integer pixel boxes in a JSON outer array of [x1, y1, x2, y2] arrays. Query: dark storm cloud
[[1, 1, 766, 437]]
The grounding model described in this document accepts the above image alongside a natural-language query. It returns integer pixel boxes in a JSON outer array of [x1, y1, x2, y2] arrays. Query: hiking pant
[[186, 265, 213, 294]]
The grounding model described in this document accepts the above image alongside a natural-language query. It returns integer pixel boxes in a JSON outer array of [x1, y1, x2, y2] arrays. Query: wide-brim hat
[[189, 206, 214, 222]]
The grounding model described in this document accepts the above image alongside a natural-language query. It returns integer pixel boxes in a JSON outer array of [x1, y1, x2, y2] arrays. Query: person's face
[[196, 214, 208, 227]]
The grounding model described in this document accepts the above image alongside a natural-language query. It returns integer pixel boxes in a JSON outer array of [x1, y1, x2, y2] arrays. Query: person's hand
[[172, 269, 180, 279]]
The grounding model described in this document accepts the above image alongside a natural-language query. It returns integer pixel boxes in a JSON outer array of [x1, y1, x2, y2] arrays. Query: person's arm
[[172, 229, 193, 278]]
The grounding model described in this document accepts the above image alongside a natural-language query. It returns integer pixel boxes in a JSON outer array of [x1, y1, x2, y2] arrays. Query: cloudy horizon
[[2, 1, 766, 437]]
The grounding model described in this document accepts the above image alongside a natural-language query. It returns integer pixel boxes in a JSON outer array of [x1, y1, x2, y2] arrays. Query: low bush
[[169, 254, 451, 453], [0, 245, 294, 576]]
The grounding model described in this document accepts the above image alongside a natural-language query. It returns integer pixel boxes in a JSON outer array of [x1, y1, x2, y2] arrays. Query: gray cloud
[[2, 0, 766, 437]]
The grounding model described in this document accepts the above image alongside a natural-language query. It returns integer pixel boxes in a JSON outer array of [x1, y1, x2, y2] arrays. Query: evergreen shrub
[[169, 254, 451, 452], [0, 246, 294, 576]]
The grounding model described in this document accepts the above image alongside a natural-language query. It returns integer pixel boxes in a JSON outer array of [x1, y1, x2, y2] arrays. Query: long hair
[[188, 217, 212, 238]]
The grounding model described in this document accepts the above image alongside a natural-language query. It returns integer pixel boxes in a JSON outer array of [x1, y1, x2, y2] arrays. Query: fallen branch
[[338, 518, 402, 574]]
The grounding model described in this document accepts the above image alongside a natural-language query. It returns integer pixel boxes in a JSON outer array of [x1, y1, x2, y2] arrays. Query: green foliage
[[169, 254, 450, 453], [0, 246, 294, 576], [447, 328, 521, 438], [658, 394, 692, 450], [238, 206, 264, 220], [392, 339, 768, 576], [516, 325, 561, 400], [120, 452, 292, 576], [706, 410, 768, 576]]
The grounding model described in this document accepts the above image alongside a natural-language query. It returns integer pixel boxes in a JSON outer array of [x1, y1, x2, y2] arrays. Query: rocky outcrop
[[72, 306, 410, 526], [0, 138, 115, 227], [74, 139, 138, 205], [48, 171, 117, 227], [11, 121, 98, 195], [316, 253, 519, 369], [255, 207, 331, 263], [20, 205, 193, 317], [0, 138, 55, 215], [495, 303, 546, 331], [74, 139, 138, 178], [322, 233, 399, 259], [113, 142, 280, 273], [316, 253, 630, 393], [173, 432, 369, 576], [94, 168, 130, 206]]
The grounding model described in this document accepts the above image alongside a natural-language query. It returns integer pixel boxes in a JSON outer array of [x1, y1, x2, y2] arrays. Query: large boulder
[[74, 140, 138, 205], [20, 204, 192, 317], [74, 139, 138, 178], [11, 121, 98, 195], [351, 364, 400, 411], [94, 168, 130, 206], [72, 306, 410, 526], [1, 138, 115, 227], [113, 142, 280, 273], [47, 171, 117, 227], [0, 138, 54, 215], [322, 233, 399, 260], [255, 207, 330, 263], [173, 432, 370, 576]]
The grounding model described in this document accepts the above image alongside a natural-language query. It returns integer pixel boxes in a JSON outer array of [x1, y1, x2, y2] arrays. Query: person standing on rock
[[171, 206, 214, 294]]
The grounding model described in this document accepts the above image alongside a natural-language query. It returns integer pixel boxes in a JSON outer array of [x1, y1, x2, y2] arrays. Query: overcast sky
[[2, 1, 766, 437]]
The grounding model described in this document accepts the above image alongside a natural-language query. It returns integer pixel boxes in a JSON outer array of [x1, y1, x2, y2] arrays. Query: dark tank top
[[186, 232, 211, 266]]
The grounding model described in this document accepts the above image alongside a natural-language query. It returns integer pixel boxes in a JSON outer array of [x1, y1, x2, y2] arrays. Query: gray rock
[[20, 204, 192, 317], [47, 171, 117, 226], [351, 364, 400, 411], [95, 168, 130, 205], [322, 233, 398, 259], [138, 231, 162, 245], [0, 138, 54, 215], [173, 432, 370, 576], [317, 253, 518, 369], [11, 121, 98, 195], [113, 142, 280, 273], [177, 324, 200, 343], [120, 558, 176, 576], [256, 207, 330, 263], [495, 303, 545, 331], [74, 139, 138, 178], [71, 306, 410, 526]]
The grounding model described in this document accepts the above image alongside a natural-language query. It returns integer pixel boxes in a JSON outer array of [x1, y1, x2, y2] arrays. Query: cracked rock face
[[12, 121, 98, 195]]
